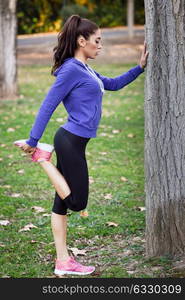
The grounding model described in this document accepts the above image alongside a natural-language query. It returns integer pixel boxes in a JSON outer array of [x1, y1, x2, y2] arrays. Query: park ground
[[0, 30, 185, 277]]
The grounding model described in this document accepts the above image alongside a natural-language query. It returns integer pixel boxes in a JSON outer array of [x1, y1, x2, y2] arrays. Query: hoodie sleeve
[[94, 65, 144, 91], [26, 65, 78, 147]]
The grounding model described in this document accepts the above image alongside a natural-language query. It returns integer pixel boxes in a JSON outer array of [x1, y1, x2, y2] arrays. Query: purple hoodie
[[26, 57, 144, 147]]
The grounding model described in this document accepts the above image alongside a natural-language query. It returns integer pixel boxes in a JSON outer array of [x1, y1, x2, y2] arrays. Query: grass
[[0, 62, 179, 278]]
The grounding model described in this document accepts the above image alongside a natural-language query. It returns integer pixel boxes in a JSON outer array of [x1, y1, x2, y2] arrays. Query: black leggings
[[52, 127, 90, 215]]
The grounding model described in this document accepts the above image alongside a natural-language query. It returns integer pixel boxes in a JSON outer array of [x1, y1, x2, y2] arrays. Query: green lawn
[[0, 63, 176, 278]]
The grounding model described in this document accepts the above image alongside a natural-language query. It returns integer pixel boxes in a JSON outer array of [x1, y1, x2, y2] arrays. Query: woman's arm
[[94, 65, 144, 91], [26, 65, 78, 147], [94, 41, 149, 91]]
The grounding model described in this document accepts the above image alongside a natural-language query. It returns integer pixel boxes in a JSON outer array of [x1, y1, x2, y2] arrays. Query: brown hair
[[51, 15, 99, 74]]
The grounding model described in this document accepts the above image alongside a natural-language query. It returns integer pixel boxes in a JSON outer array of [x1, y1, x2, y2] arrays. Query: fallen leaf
[[132, 236, 142, 242], [112, 129, 120, 134], [172, 258, 185, 272], [21, 153, 27, 156], [0, 220, 10, 226], [106, 222, 119, 227], [125, 116, 131, 120], [17, 169, 25, 174], [30, 240, 37, 244], [136, 207, 146, 211], [99, 132, 107, 136], [77, 225, 85, 230], [11, 193, 21, 198], [2, 185, 11, 189], [31, 206, 45, 213], [104, 193, 112, 200], [68, 247, 87, 256], [19, 223, 38, 232], [80, 210, 89, 218], [103, 111, 114, 117], [7, 127, 15, 132], [151, 266, 162, 272], [89, 176, 94, 184], [127, 133, 135, 138], [100, 152, 107, 155], [42, 213, 51, 217], [56, 118, 64, 122], [7, 154, 13, 158], [123, 249, 133, 256], [127, 270, 136, 274], [120, 176, 128, 182]]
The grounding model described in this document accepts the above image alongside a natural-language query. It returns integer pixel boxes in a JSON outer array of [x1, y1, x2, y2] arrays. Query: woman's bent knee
[[63, 193, 87, 212]]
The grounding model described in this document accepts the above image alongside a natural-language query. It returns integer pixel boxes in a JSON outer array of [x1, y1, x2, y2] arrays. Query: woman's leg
[[38, 160, 70, 261], [38, 160, 71, 200], [51, 212, 70, 261]]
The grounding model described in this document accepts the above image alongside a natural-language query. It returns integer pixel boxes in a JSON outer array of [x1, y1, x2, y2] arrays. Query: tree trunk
[[144, 0, 185, 257], [0, 0, 17, 99], [127, 0, 134, 39]]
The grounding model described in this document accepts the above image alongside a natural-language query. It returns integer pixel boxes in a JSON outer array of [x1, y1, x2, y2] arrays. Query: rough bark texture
[[144, 0, 185, 257], [0, 0, 17, 98]]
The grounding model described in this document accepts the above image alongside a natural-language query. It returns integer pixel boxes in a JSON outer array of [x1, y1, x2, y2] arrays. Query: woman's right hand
[[20, 143, 36, 155]]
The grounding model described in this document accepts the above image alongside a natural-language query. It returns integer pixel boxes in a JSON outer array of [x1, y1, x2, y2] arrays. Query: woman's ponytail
[[63, 15, 81, 55]]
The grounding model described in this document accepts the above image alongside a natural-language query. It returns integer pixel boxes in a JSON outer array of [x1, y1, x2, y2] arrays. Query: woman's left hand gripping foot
[[20, 143, 36, 158]]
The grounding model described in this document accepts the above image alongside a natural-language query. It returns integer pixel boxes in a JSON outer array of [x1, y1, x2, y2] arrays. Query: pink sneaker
[[54, 256, 95, 276], [31, 143, 54, 162], [13, 139, 54, 163], [13, 139, 28, 148]]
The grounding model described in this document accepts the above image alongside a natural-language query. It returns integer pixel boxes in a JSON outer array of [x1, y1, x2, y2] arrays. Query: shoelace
[[70, 257, 82, 266]]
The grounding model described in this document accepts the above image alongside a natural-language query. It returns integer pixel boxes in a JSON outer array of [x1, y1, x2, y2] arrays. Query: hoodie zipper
[[73, 58, 105, 94]]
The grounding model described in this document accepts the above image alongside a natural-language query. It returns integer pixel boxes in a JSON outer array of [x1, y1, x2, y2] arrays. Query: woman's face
[[80, 29, 102, 59]]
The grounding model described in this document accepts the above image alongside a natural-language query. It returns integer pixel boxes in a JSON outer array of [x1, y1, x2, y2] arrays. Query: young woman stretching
[[14, 15, 149, 276]]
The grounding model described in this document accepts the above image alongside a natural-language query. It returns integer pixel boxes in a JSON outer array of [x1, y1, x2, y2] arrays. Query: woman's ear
[[77, 35, 86, 48]]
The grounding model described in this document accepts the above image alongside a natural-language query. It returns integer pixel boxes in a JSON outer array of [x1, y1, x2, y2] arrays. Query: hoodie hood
[[53, 57, 88, 76]]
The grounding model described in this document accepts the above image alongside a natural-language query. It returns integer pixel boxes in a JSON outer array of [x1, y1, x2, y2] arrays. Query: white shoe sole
[[54, 268, 95, 276], [14, 139, 54, 152]]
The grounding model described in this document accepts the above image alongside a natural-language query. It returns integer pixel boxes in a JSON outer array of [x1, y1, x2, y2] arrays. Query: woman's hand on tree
[[139, 41, 149, 69]]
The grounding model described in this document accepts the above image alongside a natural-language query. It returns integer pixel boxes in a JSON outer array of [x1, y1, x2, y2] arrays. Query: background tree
[[0, 0, 17, 99], [127, 0, 134, 39], [17, 0, 145, 34], [144, 0, 185, 256]]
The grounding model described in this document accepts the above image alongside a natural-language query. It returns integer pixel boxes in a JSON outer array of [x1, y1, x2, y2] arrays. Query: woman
[[14, 15, 149, 276]]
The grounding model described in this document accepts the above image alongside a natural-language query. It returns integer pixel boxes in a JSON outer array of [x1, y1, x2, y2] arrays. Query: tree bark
[[144, 0, 185, 257], [127, 0, 134, 39], [0, 0, 17, 99]]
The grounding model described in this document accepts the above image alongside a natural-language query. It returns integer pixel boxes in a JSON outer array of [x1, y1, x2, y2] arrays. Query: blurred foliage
[[17, 0, 145, 34], [60, 4, 93, 24]]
